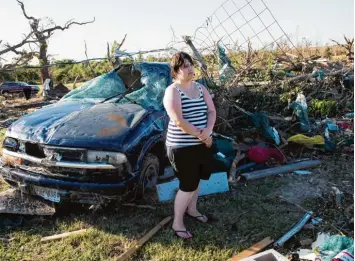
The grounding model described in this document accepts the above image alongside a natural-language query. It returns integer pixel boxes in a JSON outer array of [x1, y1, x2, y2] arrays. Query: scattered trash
[[247, 146, 286, 164], [327, 122, 340, 132], [293, 170, 312, 175], [274, 211, 313, 247], [230, 237, 274, 261], [297, 249, 316, 261], [343, 145, 354, 153], [287, 134, 325, 146], [344, 112, 354, 118], [313, 68, 325, 81], [337, 122, 351, 130], [241, 160, 321, 180], [289, 93, 310, 132], [317, 235, 354, 261], [312, 233, 332, 250], [233, 249, 288, 261], [331, 187, 344, 208], [311, 217, 323, 225], [303, 223, 316, 230], [217, 43, 235, 84], [300, 239, 314, 246], [248, 112, 281, 145]]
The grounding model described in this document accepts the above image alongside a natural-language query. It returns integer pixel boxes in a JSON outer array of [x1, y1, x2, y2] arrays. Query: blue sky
[[1, 0, 354, 61]]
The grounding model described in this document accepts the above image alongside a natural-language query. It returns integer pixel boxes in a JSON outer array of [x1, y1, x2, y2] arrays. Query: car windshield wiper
[[100, 74, 146, 104]]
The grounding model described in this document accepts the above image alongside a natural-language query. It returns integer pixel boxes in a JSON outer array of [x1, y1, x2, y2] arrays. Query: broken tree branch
[[287, 68, 351, 83], [115, 216, 172, 261], [84, 40, 96, 76], [16, 0, 37, 21], [0, 32, 37, 56], [41, 229, 88, 242], [183, 35, 210, 78], [41, 18, 96, 35], [117, 34, 127, 52]]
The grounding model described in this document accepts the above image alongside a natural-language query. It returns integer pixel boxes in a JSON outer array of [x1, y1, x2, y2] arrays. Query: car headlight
[[3, 137, 18, 151], [87, 150, 127, 165]]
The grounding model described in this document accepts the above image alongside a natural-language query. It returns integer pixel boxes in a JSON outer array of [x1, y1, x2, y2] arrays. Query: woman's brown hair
[[170, 52, 194, 79]]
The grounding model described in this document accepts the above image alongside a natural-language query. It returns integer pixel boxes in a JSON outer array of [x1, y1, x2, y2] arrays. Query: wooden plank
[[116, 216, 172, 261], [41, 229, 87, 242], [231, 237, 274, 261], [156, 172, 229, 202]]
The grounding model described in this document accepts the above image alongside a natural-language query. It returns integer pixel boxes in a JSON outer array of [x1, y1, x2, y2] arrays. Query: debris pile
[[46, 82, 70, 100]]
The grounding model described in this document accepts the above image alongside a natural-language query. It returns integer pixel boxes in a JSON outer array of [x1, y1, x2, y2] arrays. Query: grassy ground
[[0, 155, 353, 261], [0, 178, 302, 261]]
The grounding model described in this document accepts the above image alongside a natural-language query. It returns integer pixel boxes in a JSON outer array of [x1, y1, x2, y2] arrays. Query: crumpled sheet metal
[[7, 63, 172, 150]]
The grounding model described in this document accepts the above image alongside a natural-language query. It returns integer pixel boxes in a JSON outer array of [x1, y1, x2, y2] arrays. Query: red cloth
[[247, 146, 286, 164], [337, 122, 351, 130]]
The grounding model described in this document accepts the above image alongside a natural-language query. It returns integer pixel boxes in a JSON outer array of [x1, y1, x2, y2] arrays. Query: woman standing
[[163, 52, 216, 239]]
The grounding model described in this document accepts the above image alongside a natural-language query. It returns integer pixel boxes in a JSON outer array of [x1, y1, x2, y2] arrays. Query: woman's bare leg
[[187, 183, 208, 222], [173, 190, 194, 238]]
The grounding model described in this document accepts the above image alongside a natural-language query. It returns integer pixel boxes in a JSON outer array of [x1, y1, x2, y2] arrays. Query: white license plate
[[32, 185, 61, 203]]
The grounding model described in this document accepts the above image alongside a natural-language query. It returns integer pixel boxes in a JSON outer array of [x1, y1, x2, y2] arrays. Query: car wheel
[[136, 153, 160, 200]]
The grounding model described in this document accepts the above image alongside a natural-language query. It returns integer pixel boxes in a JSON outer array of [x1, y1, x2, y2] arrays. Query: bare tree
[[331, 35, 354, 61], [0, 32, 37, 56], [4, 0, 95, 83]]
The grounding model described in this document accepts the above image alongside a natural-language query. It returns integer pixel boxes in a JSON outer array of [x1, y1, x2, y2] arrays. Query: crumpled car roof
[[62, 62, 172, 111]]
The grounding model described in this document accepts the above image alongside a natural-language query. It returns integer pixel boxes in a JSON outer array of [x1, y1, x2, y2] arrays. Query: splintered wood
[[231, 237, 274, 261]]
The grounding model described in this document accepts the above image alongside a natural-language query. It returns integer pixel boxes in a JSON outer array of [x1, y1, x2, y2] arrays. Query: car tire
[[136, 153, 160, 200]]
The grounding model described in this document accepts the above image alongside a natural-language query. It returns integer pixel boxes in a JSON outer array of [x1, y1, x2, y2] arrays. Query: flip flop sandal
[[172, 229, 193, 239], [186, 213, 209, 223]]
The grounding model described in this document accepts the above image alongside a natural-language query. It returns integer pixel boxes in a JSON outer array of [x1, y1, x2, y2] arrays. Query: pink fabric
[[247, 146, 286, 164]]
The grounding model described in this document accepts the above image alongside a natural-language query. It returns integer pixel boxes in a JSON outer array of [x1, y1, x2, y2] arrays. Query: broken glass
[[62, 70, 126, 100]]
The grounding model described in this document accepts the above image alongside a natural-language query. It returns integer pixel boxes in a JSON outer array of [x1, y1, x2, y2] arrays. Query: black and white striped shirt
[[166, 82, 208, 147]]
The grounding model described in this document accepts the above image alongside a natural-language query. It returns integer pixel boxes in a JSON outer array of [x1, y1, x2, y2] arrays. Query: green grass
[[36, 82, 85, 96], [65, 82, 85, 90], [0, 177, 318, 261]]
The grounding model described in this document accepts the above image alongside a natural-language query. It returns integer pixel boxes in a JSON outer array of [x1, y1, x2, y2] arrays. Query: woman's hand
[[203, 136, 213, 148], [197, 128, 212, 141]]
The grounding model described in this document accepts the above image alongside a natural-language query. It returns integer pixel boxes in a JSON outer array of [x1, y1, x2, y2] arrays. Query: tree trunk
[[39, 39, 50, 85]]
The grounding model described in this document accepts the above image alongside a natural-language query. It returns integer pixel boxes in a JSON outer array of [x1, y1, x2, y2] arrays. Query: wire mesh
[[167, 0, 302, 85]]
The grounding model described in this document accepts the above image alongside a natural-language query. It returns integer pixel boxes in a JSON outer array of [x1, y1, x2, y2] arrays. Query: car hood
[[7, 100, 148, 150]]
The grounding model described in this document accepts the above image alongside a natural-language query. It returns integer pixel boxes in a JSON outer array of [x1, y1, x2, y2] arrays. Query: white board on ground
[[156, 172, 229, 202]]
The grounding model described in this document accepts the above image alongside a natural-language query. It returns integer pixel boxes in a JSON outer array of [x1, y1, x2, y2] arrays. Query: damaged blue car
[[0, 62, 235, 205], [0, 62, 175, 204]]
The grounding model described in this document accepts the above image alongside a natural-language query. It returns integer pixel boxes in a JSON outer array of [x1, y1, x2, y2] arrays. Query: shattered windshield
[[62, 62, 172, 111], [62, 70, 127, 100]]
